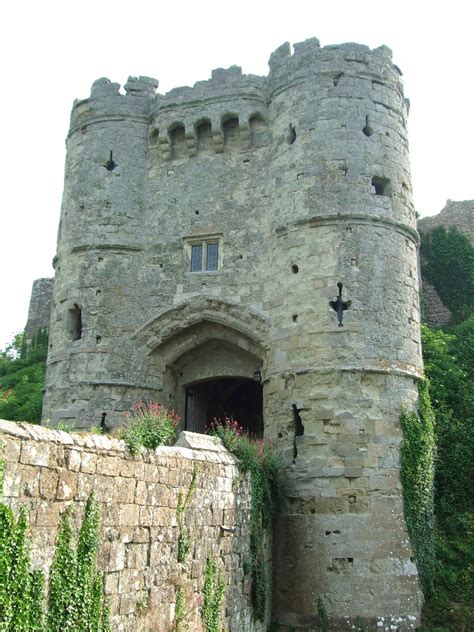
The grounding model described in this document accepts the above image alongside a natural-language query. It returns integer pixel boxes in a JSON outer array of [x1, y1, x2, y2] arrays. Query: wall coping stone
[[0, 419, 236, 465]]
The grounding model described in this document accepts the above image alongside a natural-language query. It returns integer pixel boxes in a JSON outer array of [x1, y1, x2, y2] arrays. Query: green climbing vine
[[172, 464, 199, 631], [48, 493, 109, 631], [209, 418, 279, 622], [400, 379, 436, 595], [317, 597, 330, 632], [173, 587, 186, 632], [0, 493, 109, 632], [177, 465, 199, 563], [0, 505, 46, 630], [0, 440, 5, 496], [202, 555, 226, 632]]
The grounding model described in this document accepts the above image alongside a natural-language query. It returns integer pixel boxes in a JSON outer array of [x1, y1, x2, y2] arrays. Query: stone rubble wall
[[0, 420, 265, 631]]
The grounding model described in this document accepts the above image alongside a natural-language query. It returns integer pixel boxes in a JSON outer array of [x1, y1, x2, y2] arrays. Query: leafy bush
[[0, 330, 48, 423], [122, 401, 179, 455], [209, 417, 279, 622]]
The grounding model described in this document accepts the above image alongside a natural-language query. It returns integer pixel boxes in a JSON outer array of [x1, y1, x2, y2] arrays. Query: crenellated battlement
[[69, 38, 405, 143]]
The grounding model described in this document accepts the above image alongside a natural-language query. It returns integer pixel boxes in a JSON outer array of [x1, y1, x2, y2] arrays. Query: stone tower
[[44, 38, 423, 629]]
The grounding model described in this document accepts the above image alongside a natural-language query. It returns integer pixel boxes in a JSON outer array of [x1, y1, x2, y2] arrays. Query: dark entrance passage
[[185, 377, 263, 437]]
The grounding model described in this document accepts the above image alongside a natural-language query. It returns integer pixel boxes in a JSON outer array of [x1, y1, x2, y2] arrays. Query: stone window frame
[[184, 233, 223, 273]]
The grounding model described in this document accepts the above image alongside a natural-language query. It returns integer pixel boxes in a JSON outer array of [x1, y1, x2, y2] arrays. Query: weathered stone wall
[[0, 420, 265, 631], [24, 277, 54, 342]]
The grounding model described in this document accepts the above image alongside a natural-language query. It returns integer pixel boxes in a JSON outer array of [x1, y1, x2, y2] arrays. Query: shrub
[[122, 401, 179, 455]]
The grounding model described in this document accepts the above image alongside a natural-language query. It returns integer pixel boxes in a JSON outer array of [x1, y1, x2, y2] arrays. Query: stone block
[[135, 480, 147, 505], [21, 442, 53, 467], [107, 542, 126, 572], [119, 569, 145, 594], [104, 572, 120, 594], [76, 473, 94, 500], [117, 504, 140, 526], [65, 449, 82, 472], [57, 470, 78, 500], [126, 543, 148, 568], [96, 456, 121, 476], [39, 468, 59, 499], [0, 419, 30, 439], [36, 501, 62, 526], [2, 462, 22, 497], [80, 451, 97, 473], [0, 436, 21, 461], [20, 466, 41, 497]]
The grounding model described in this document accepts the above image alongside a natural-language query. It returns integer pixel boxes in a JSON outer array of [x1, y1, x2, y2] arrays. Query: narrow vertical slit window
[[191, 244, 203, 271], [206, 243, 219, 270], [68, 303, 83, 341]]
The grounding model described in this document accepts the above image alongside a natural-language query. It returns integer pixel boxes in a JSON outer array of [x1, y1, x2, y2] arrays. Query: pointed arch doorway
[[138, 298, 269, 439], [172, 338, 263, 437]]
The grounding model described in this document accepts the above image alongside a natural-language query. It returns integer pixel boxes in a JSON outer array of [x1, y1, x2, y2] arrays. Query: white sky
[[1, 0, 473, 348]]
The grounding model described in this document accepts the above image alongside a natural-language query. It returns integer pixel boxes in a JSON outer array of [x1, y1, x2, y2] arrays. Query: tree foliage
[[0, 329, 48, 423], [420, 318, 474, 630]]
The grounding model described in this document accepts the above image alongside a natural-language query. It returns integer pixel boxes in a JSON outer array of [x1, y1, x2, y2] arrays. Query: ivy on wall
[[210, 418, 280, 622], [48, 493, 109, 631], [0, 493, 109, 632], [0, 506, 46, 631], [400, 379, 436, 596], [202, 556, 226, 632], [177, 465, 199, 564]]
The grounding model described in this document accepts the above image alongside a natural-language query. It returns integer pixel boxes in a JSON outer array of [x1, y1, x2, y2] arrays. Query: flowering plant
[[122, 401, 179, 455]]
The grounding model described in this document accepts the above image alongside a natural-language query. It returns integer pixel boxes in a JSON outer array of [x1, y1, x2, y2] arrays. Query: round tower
[[43, 76, 158, 428], [262, 40, 422, 629]]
